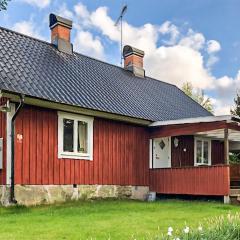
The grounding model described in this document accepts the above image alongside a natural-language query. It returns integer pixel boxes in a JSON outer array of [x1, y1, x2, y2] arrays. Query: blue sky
[[1, 0, 240, 114]]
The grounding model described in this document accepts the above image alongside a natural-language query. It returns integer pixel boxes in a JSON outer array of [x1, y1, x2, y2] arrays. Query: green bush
[[229, 152, 240, 164], [134, 213, 240, 240]]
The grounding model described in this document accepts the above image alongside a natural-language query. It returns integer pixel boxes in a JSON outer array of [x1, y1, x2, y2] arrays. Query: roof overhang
[[0, 90, 152, 126], [149, 115, 240, 140], [195, 128, 240, 142], [149, 115, 240, 127]]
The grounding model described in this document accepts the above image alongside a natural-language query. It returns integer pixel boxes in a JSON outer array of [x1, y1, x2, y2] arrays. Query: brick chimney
[[123, 45, 145, 78], [49, 13, 73, 54]]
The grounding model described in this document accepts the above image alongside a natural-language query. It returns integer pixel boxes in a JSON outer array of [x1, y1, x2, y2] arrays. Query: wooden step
[[230, 188, 240, 197]]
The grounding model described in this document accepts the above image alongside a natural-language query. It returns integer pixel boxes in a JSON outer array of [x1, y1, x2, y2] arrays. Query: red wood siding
[[0, 98, 7, 185], [171, 137, 225, 167], [14, 105, 149, 186], [150, 165, 230, 196], [171, 136, 194, 167], [211, 140, 224, 165]]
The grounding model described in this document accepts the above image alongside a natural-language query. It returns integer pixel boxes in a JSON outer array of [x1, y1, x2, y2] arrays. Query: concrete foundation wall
[[0, 185, 149, 206]]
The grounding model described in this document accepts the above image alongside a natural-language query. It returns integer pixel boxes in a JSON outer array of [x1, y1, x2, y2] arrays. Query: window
[[58, 112, 93, 160], [194, 137, 211, 166]]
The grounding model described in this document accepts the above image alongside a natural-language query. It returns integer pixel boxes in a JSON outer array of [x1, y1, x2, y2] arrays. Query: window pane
[[78, 121, 88, 153], [203, 141, 209, 164], [63, 119, 74, 152], [196, 140, 202, 163]]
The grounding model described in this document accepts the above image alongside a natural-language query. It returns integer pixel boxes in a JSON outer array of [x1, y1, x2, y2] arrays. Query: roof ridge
[[0, 25, 52, 46]]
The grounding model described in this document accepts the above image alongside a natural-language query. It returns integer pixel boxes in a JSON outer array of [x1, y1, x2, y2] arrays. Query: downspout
[[10, 94, 25, 203]]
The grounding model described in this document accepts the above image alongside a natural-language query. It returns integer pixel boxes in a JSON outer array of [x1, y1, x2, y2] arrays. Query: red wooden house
[[0, 14, 239, 205]]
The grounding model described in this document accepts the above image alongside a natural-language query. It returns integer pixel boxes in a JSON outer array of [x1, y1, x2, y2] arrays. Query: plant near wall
[[229, 152, 240, 164], [182, 82, 214, 113], [0, 0, 11, 11]]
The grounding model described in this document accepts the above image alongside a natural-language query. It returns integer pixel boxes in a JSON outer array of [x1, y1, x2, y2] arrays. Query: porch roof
[[149, 115, 240, 140], [195, 129, 240, 142], [149, 115, 240, 127]]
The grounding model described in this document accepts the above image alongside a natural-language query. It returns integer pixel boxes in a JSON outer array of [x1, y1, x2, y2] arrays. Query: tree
[[182, 82, 214, 113], [231, 90, 240, 117], [0, 0, 11, 11]]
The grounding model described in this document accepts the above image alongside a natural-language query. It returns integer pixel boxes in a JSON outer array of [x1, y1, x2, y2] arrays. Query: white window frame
[[194, 137, 211, 166], [58, 112, 93, 160], [149, 139, 153, 169]]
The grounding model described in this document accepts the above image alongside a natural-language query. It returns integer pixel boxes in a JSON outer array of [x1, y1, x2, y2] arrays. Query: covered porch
[[148, 115, 240, 200]]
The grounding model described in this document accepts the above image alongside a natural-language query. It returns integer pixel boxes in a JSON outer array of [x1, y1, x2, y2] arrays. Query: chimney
[[49, 13, 73, 54], [123, 45, 145, 78]]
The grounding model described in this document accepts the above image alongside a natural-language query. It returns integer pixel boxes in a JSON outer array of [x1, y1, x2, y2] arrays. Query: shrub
[[229, 152, 240, 164]]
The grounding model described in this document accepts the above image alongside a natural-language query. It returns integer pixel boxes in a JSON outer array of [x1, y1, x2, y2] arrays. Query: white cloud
[[211, 71, 240, 115], [74, 2, 90, 21], [74, 31, 104, 59], [207, 40, 221, 53], [90, 7, 120, 42], [211, 97, 232, 115], [20, 0, 51, 8], [206, 55, 219, 68], [206, 40, 221, 68], [179, 30, 205, 51], [13, 20, 45, 40], [158, 21, 179, 45], [56, 3, 73, 19], [145, 45, 214, 89], [217, 76, 233, 88]]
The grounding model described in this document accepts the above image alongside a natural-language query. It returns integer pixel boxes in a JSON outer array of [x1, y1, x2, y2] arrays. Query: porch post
[[224, 128, 229, 164]]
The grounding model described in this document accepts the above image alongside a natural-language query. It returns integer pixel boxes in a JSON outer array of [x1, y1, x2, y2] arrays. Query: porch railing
[[230, 164, 240, 185], [150, 165, 230, 196]]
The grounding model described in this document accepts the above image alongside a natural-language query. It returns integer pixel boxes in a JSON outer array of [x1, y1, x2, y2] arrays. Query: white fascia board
[[149, 115, 240, 127]]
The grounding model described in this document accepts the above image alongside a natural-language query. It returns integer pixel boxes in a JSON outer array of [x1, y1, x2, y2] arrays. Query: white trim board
[[1, 91, 151, 126], [6, 102, 15, 185], [150, 115, 240, 127], [149, 139, 153, 169]]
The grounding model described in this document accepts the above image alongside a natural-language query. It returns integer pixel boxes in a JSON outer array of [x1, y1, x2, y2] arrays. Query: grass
[[0, 200, 239, 240]]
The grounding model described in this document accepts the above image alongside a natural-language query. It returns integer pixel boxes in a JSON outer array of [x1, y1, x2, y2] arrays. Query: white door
[[153, 137, 171, 168]]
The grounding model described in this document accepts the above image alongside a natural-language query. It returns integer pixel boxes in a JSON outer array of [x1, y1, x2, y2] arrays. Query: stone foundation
[[0, 185, 11, 206], [0, 185, 149, 206]]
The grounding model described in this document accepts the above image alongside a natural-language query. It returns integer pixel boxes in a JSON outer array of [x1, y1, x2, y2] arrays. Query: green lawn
[[0, 200, 239, 240]]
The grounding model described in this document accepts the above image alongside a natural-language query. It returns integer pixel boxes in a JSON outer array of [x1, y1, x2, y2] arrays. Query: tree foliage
[[231, 90, 240, 117], [182, 82, 214, 113], [0, 0, 10, 11]]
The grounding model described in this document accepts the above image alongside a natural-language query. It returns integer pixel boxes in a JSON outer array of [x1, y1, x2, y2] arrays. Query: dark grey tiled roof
[[0, 27, 212, 121]]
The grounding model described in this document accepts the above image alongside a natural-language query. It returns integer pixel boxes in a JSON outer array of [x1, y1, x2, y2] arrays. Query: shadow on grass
[[1, 204, 31, 215]]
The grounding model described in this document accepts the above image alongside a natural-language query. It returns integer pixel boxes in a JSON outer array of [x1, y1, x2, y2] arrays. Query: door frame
[[150, 137, 171, 169]]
